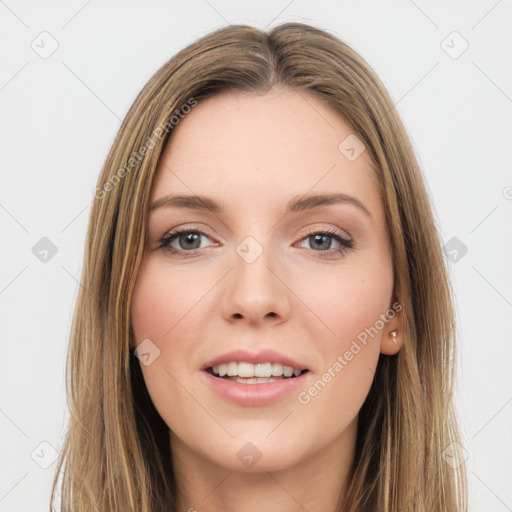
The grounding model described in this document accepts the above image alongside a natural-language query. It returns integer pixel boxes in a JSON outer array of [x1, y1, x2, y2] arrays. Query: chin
[[200, 435, 310, 474]]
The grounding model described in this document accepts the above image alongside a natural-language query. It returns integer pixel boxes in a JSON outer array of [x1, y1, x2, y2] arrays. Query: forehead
[[151, 87, 382, 219]]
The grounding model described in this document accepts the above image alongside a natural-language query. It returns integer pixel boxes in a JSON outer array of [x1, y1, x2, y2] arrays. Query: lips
[[201, 366, 311, 406], [200, 348, 312, 405]]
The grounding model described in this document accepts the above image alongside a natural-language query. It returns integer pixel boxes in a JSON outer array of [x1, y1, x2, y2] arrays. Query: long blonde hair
[[50, 22, 468, 511]]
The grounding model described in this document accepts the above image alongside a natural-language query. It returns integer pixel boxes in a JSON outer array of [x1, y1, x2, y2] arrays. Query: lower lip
[[201, 370, 310, 407]]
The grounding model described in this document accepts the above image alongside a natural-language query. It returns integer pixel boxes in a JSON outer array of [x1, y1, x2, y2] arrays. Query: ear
[[380, 298, 403, 355]]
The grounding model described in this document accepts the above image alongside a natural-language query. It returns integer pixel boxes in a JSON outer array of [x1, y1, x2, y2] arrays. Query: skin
[[130, 86, 403, 512]]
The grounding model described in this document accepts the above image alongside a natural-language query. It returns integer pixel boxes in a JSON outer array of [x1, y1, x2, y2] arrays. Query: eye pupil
[[181, 232, 200, 249], [310, 234, 330, 250]]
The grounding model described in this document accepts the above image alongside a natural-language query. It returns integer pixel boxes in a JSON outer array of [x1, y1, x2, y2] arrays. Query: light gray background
[[1, 1, 511, 510]]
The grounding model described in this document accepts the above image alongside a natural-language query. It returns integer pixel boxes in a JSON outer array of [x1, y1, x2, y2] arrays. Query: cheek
[[297, 263, 393, 346], [130, 263, 191, 399], [130, 262, 200, 430], [131, 271, 167, 342], [293, 265, 391, 414], [131, 261, 200, 342]]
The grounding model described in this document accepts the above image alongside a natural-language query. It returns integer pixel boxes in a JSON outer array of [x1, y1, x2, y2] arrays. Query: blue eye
[[159, 229, 212, 258], [158, 227, 353, 258], [299, 228, 353, 256]]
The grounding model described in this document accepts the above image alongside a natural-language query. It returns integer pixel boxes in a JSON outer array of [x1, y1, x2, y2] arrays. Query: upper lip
[[201, 348, 308, 371]]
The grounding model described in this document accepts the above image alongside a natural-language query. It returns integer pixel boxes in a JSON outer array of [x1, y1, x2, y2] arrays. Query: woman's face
[[131, 86, 402, 473]]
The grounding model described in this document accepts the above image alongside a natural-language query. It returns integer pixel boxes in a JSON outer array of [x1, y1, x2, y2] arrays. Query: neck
[[170, 417, 357, 512]]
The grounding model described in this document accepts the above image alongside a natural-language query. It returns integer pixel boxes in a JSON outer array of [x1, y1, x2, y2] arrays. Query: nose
[[219, 239, 291, 326]]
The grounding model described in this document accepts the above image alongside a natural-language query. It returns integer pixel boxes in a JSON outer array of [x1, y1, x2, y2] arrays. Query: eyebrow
[[150, 192, 372, 219]]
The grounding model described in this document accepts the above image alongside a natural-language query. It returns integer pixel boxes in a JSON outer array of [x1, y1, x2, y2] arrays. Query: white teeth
[[255, 363, 272, 377], [283, 365, 293, 377], [271, 363, 283, 376], [210, 362, 304, 378], [226, 362, 238, 376], [238, 362, 255, 378]]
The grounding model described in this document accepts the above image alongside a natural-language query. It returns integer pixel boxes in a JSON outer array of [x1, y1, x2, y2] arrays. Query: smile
[[202, 365, 311, 406], [207, 361, 308, 384]]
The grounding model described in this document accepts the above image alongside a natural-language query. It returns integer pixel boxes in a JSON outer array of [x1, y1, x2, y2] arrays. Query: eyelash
[[158, 226, 354, 259]]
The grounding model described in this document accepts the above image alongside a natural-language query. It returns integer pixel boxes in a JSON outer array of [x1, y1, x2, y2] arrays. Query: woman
[[50, 22, 468, 511]]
